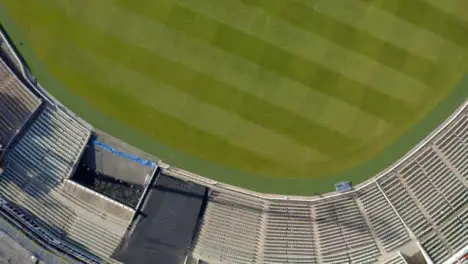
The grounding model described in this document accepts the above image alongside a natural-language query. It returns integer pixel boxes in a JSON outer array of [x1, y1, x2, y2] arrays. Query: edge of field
[[1, 9, 467, 195]]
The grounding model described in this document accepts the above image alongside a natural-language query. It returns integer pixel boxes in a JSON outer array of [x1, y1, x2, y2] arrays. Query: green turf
[[0, 0, 467, 194]]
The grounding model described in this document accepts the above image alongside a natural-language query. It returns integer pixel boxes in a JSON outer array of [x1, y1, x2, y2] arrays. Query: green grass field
[[1, 0, 468, 194]]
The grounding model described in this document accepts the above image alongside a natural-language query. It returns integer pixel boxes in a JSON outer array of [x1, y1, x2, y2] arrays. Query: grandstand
[[0, 36, 137, 263], [0, 34, 21, 73], [0, 100, 135, 260], [0, 56, 41, 148], [189, 100, 468, 264], [0, 22, 467, 264]]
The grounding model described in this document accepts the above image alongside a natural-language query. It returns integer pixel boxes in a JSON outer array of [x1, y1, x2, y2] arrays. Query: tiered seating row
[[377, 173, 430, 237], [262, 201, 316, 264], [193, 190, 264, 264], [359, 183, 410, 252], [398, 159, 451, 225], [0, 40, 22, 71], [332, 198, 379, 264], [435, 115, 468, 181], [422, 234, 451, 264], [380, 253, 406, 264], [0, 57, 41, 146], [0, 103, 129, 259], [315, 200, 347, 263], [0, 170, 127, 259], [0, 174, 76, 237], [416, 149, 467, 216], [315, 197, 379, 264], [439, 207, 468, 254]]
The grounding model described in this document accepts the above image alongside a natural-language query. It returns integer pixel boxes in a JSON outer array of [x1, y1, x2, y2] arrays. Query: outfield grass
[[1, 0, 467, 194]]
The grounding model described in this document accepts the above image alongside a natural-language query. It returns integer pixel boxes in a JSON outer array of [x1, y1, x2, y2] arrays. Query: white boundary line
[[165, 99, 468, 202]]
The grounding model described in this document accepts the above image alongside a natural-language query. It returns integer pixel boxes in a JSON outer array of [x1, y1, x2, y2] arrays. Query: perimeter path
[[164, 99, 468, 200], [172, 98, 467, 264]]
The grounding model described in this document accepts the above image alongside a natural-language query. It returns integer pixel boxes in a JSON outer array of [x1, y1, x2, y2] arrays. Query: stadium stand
[[262, 200, 316, 264], [191, 101, 468, 264], [0, 25, 467, 264], [376, 173, 431, 238], [193, 190, 264, 264], [0, 57, 41, 147], [0, 100, 131, 261], [315, 197, 380, 264], [0, 37, 21, 72], [358, 183, 411, 253], [422, 207, 467, 264]]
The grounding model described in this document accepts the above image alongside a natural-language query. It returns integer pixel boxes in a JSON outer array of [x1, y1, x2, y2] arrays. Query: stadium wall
[[0, 21, 466, 264]]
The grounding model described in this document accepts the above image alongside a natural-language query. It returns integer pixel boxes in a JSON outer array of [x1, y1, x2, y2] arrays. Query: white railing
[[64, 179, 135, 214], [165, 99, 468, 202]]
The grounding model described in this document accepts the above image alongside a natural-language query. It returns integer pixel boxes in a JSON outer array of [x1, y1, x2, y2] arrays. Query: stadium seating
[[193, 109, 468, 264], [434, 114, 468, 181], [422, 234, 451, 264], [380, 253, 407, 264], [0, 103, 130, 260], [0, 40, 22, 71], [6, 105, 89, 181], [415, 149, 467, 217], [1, 25, 467, 264], [193, 190, 264, 264], [261, 201, 316, 264], [0, 57, 41, 146], [438, 206, 468, 256], [315, 197, 379, 264], [358, 183, 411, 252], [398, 159, 452, 225], [192, 104, 467, 264], [377, 173, 431, 238]]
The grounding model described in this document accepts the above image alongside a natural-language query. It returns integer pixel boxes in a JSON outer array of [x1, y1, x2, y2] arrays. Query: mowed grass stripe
[[3, 0, 467, 187], [172, 0, 428, 106], [113, 0, 416, 124], [41, 0, 391, 140], [303, 0, 468, 89], [17, 21, 296, 176], [60, 71, 295, 177], [51, 45, 327, 166], [363, 0, 468, 49], [236, 0, 442, 86], [422, 0, 468, 25], [299, 0, 463, 63], [22, 1, 359, 157]]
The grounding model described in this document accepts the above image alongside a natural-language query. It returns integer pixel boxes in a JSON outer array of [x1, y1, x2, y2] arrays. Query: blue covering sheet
[[91, 138, 156, 168]]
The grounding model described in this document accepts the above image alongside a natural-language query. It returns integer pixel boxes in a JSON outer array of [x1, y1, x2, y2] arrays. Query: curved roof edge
[[162, 99, 467, 201]]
